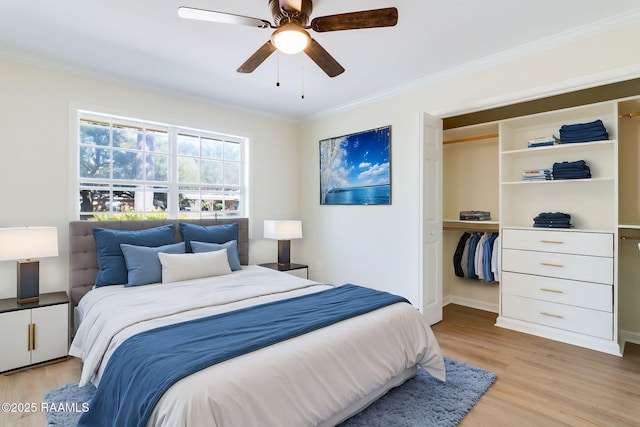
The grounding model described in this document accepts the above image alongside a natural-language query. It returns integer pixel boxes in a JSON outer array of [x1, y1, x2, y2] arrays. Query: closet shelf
[[501, 225, 616, 234], [501, 140, 615, 157], [443, 220, 499, 232], [501, 177, 615, 186], [443, 133, 499, 145]]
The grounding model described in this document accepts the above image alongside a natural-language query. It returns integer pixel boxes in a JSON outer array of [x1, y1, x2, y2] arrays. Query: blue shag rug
[[44, 357, 495, 427]]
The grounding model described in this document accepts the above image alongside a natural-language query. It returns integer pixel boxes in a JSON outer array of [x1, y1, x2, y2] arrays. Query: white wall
[[0, 58, 301, 298], [299, 21, 640, 308], [300, 109, 424, 304]]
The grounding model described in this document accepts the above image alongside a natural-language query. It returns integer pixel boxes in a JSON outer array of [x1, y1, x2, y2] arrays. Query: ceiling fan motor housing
[[270, 0, 312, 27]]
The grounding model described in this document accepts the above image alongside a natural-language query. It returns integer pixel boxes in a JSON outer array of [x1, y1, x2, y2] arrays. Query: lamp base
[[277, 239, 291, 267], [17, 260, 39, 304]]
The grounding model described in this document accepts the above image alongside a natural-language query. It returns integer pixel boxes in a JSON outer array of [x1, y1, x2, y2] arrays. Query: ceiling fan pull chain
[[301, 63, 305, 99], [276, 51, 281, 87]]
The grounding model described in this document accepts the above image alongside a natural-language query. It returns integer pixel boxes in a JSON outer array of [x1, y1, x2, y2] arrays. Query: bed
[[68, 218, 445, 427]]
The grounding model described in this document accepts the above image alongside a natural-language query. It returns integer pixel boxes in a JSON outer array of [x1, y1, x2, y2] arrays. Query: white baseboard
[[619, 330, 640, 354], [443, 295, 499, 314]]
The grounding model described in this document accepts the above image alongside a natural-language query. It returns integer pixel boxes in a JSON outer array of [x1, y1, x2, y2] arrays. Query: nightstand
[[0, 291, 69, 373], [259, 263, 309, 279]]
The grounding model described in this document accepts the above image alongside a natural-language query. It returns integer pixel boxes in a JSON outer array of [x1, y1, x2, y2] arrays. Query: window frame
[[76, 110, 248, 220]]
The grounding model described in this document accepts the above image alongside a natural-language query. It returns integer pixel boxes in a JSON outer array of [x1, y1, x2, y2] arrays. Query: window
[[77, 111, 247, 220]]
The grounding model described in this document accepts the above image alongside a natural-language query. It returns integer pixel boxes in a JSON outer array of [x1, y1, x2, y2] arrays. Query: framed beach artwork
[[319, 125, 391, 205]]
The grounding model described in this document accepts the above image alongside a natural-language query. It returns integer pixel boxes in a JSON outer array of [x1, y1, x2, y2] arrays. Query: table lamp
[[264, 220, 302, 267], [0, 226, 59, 303]]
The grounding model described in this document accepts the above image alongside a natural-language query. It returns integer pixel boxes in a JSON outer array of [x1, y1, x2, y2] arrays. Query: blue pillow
[[93, 224, 176, 287], [121, 242, 186, 287], [191, 240, 242, 271], [179, 223, 239, 253]]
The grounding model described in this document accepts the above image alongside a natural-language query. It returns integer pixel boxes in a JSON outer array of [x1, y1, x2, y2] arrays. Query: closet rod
[[443, 133, 499, 145], [619, 235, 640, 240], [443, 226, 499, 233], [619, 112, 640, 119]]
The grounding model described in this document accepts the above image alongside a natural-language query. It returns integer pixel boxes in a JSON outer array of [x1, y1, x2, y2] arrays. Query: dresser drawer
[[501, 271, 612, 312], [502, 249, 613, 284], [501, 229, 613, 257], [501, 294, 613, 340]]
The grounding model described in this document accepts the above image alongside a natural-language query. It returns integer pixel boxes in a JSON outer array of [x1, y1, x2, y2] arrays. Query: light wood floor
[[431, 304, 640, 427], [1, 304, 639, 427]]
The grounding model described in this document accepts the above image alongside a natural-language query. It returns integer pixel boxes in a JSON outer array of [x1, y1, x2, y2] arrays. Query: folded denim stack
[[552, 159, 591, 180], [522, 168, 552, 181], [558, 119, 609, 144], [533, 212, 572, 228], [527, 135, 558, 148]]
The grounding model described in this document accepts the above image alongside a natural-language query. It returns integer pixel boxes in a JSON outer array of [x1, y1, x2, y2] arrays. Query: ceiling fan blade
[[311, 7, 398, 32], [304, 38, 345, 78], [237, 41, 277, 73], [178, 7, 271, 28]]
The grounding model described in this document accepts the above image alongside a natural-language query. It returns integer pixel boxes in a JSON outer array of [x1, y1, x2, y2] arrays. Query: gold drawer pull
[[541, 262, 564, 268], [31, 323, 36, 350], [541, 312, 564, 319], [540, 240, 564, 244], [27, 324, 31, 351], [540, 288, 564, 294]]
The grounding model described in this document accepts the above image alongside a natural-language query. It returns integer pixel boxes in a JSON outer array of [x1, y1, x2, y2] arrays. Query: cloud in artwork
[[358, 162, 390, 185]]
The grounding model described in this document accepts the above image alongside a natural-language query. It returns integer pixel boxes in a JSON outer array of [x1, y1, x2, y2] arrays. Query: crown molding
[[306, 8, 640, 122]]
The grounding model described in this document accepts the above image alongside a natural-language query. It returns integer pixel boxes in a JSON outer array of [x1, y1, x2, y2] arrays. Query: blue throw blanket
[[78, 284, 409, 427]]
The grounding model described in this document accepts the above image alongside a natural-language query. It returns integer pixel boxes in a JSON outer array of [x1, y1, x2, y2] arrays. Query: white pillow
[[158, 249, 231, 283]]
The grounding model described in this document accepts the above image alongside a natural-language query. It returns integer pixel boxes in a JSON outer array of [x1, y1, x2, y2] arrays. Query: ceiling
[[1, 1, 640, 121]]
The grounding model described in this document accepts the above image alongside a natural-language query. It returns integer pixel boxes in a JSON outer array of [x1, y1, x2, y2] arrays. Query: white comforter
[[70, 266, 445, 427]]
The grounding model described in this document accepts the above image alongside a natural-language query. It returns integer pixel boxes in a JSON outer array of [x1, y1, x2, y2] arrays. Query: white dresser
[[497, 228, 617, 353]]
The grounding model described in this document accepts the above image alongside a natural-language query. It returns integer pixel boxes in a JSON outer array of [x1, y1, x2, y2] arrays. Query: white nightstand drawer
[[501, 229, 613, 257], [502, 294, 613, 340], [501, 271, 612, 312], [502, 249, 613, 284]]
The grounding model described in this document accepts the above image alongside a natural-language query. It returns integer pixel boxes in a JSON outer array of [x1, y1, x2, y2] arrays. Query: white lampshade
[[264, 220, 302, 240], [0, 227, 59, 261], [271, 24, 311, 55]]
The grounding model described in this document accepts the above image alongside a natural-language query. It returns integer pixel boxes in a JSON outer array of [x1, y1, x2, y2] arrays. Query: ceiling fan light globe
[[272, 25, 310, 54]]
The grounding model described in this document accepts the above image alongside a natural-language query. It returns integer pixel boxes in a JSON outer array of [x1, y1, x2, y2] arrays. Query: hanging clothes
[[491, 234, 501, 282], [461, 236, 471, 277], [453, 232, 471, 277], [475, 233, 488, 280], [466, 233, 481, 279], [482, 233, 499, 282], [453, 231, 500, 283]]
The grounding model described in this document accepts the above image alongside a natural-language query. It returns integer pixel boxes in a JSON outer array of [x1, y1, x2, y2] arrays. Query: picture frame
[[319, 125, 391, 205]]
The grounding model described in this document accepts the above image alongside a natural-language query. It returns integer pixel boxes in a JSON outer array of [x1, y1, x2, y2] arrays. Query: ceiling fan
[[178, 0, 398, 78]]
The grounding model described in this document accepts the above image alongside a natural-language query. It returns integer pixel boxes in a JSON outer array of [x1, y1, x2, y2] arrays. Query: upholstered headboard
[[68, 218, 249, 307]]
